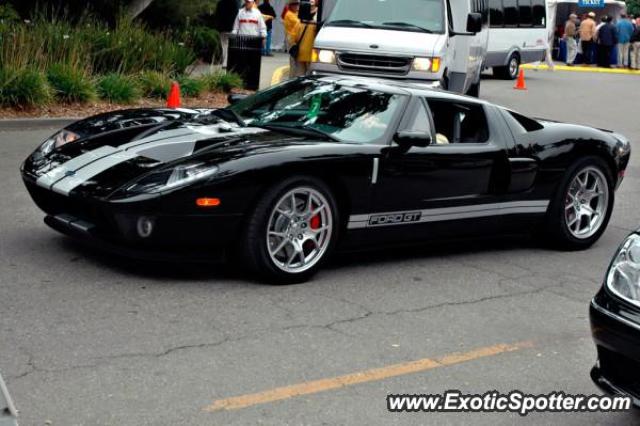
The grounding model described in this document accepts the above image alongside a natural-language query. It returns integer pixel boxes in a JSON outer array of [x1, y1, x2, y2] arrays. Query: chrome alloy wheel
[[564, 166, 609, 240], [266, 187, 333, 274], [509, 57, 519, 78]]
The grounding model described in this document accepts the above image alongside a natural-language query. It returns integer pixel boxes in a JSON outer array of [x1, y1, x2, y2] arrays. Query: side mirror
[[394, 130, 432, 149], [227, 93, 248, 105], [466, 13, 483, 34]]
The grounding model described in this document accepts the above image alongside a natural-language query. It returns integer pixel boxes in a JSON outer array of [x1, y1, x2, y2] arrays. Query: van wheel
[[494, 54, 520, 80]]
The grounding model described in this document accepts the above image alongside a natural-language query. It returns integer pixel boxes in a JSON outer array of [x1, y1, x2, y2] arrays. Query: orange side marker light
[[196, 198, 221, 207]]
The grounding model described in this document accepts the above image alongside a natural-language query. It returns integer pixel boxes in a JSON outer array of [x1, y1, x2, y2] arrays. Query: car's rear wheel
[[545, 157, 614, 250], [240, 177, 338, 284]]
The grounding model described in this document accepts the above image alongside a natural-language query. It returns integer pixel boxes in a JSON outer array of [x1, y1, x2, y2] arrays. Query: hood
[[315, 26, 445, 57], [25, 114, 321, 198]]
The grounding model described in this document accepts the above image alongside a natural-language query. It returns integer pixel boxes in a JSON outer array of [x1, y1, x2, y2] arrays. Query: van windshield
[[326, 0, 445, 34]]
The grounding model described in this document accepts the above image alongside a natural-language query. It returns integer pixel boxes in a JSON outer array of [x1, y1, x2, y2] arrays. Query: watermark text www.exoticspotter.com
[[387, 391, 631, 416]]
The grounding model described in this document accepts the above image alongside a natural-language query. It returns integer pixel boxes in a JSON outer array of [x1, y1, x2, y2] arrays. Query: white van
[[311, 0, 489, 96], [484, 0, 549, 79]]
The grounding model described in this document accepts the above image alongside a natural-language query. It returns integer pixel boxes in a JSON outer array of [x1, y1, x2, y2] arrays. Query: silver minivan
[[311, 0, 488, 96]]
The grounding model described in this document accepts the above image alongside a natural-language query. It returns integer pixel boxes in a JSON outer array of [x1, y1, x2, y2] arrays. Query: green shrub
[[97, 73, 140, 104], [199, 71, 243, 93], [183, 26, 221, 63], [177, 75, 206, 98], [0, 67, 52, 107], [138, 71, 171, 98], [47, 64, 97, 103]]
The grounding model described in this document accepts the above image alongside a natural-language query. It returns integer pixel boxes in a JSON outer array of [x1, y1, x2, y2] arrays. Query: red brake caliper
[[310, 214, 321, 230]]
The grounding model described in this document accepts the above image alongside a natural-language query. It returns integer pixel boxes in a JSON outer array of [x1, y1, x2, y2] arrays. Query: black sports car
[[591, 230, 640, 405], [21, 75, 631, 282]]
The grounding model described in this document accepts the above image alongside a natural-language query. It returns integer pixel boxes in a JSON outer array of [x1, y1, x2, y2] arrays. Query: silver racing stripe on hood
[[37, 124, 268, 196]]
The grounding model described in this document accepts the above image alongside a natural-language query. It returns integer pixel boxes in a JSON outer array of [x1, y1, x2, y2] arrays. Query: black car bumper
[[590, 290, 640, 407], [25, 178, 243, 263]]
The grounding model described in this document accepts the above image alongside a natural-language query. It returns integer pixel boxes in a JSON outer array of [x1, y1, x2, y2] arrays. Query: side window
[[426, 100, 490, 144], [518, 0, 532, 26], [407, 100, 432, 134], [503, 0, 518, 26], [531, 0, 546, 27], [489, 0, 503, 27]]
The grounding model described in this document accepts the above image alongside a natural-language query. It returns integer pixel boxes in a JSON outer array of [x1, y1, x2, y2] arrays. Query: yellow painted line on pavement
[[203, 340, 534, 412], [522, 64, 640, 75], [271, 65, 290, 86]]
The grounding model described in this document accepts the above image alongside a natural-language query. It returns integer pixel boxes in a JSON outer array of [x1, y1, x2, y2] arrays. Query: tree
[[7, 0, 157, 21], [627, 0, 640, 16]]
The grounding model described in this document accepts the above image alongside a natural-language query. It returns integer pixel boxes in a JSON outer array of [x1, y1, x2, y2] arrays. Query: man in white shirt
[[232, 0, 267, 39]]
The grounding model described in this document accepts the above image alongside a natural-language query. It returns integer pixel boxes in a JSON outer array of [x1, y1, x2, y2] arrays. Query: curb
[[0, 118, 76, 131], [522, 64, 640, 75]]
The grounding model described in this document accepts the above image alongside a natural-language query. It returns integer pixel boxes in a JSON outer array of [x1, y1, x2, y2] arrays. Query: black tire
[[544, 157, 614, 250], [494, 53, 520, 80], [240, 176, 340, 284], [439, 71, 449, 91]]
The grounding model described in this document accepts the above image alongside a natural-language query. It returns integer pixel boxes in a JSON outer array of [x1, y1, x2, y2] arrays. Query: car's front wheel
[[240, 177, 339, 284], [545, 157, 614, 250]]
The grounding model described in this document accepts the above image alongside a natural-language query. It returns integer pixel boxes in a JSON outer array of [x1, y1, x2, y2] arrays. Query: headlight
[[412, 57, 441, 73], [124, 163, 219, 195], [312, 49, 336, 64], [38, 130, 80, 156], [607, 234, 640, 305]]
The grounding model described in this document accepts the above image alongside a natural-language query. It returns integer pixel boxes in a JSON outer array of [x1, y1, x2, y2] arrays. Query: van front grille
[[337, 53, 411, 75]]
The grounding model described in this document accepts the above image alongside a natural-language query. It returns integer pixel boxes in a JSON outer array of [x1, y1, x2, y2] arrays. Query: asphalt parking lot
[[1, 70, 639, 425]]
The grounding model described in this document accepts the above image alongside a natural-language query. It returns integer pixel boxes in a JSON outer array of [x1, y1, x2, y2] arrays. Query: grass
[[0, 67, 52, 107], [138, 71, 171, 99], [200, 71, 244, 93], [47, 64, 97, 103], [177, 75, 206, 98], [97, 74, 140, 104]]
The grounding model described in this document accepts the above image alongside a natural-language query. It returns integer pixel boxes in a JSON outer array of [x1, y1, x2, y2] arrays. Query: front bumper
[[590, 290, 640, 407], [310, 64, 442, 87], [24, 178, 242, 263]]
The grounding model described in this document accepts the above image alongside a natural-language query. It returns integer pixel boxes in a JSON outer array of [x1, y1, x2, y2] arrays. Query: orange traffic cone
[[514, 69, 527, 90], [166, 81, 181, 108]]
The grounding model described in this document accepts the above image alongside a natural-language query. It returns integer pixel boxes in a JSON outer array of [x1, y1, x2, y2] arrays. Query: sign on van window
[[578, 0, 605, 9]]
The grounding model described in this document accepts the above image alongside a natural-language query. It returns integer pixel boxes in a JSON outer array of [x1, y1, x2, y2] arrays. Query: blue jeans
[[263, 30, 272, 55]]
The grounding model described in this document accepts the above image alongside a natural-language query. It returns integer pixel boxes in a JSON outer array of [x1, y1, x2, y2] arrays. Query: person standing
[[597, 16, 617, 68], [233, 0, 267, 39], [631, 23, 640, 70], [616, 14, 634, 68], [564, 14, 578, 66], [579, 11, 597, 65], [292, 0, 319, 76], [213, 0, 241, 67], [258, 0, 277, 56], [284, 1, 302, 77]]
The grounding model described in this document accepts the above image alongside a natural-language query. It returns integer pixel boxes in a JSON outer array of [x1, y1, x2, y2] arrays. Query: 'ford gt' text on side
[[21, 76, 631, 282]]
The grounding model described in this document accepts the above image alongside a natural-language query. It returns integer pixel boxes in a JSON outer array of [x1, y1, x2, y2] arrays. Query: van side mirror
[[394, 130, 432, 149], [466, 13, 483, 34], [227, 93, 248, 105]]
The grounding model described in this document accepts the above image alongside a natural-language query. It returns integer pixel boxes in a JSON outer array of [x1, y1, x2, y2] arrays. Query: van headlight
[[312, 49, 336, 64], [124, 163, 219, 195], [412, 57, 441, 73], [607, 234, 640, 305]]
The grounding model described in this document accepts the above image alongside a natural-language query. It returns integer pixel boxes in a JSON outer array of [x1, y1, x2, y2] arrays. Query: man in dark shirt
[[597, 16, 618, 68], [258, 0, 277, 56]]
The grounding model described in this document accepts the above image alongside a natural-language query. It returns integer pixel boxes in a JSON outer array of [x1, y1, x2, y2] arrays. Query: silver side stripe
[[347, 200, 550, 229]]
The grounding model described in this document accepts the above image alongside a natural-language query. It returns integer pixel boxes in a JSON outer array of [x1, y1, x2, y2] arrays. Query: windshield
[[326, 0, 445, 34], [229, 79, 407, 144]]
